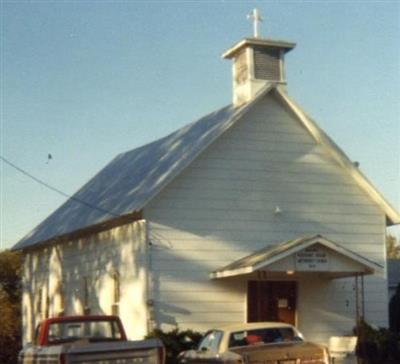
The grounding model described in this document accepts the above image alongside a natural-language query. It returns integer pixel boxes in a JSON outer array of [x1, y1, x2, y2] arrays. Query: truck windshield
[[47, 320, 123, 344]]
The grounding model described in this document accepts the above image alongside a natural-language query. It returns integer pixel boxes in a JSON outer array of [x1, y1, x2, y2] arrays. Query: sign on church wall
[[295, 246, 329, 271]]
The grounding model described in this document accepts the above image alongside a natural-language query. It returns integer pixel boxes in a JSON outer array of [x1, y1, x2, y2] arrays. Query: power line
[[0, 155, 119, 218]]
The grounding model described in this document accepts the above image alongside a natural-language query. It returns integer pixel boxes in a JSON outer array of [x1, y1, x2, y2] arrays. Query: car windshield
[[228, 327, 302, 348], [47, 320, 123, 344]]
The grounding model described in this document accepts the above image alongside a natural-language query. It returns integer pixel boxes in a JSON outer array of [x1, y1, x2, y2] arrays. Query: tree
[[387, 234, 400, 259], [0, 250, 22, 364], [389, 283, 400, 333]]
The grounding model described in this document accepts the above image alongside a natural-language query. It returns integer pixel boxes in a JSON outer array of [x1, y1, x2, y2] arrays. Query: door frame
[[246, 280, 298, 326]]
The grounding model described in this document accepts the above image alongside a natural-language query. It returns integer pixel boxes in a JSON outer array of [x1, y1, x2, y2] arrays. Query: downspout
[[355, 273, 366, 322]]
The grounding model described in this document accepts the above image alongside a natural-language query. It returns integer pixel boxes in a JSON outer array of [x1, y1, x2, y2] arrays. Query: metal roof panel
[[13, 104, 245, 250]]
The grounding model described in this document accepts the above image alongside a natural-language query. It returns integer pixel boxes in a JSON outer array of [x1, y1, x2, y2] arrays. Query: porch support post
[[355, 273, 360, 323], [361, 273, 365, 320]]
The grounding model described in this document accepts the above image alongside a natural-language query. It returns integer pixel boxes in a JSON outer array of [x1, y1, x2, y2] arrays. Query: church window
[[36, 287, 42, 316], [83, 276, 90, 315], [112, 270, 120, 316], [58, 280, 65, 316]]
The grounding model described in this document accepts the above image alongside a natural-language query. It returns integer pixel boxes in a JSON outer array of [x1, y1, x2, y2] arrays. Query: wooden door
[[247, 281, 297, 325]]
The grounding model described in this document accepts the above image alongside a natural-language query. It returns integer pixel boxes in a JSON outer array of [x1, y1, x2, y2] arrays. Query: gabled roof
[[210, 235, 383, 279], [13, 84, 274, 250], [13, 83, 400, 250]]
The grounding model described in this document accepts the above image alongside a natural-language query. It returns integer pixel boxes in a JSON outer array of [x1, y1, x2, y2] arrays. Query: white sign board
[[296, 246, 329, 271]]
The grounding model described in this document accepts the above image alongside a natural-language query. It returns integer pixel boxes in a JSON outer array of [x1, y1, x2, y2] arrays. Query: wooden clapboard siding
[[21, 220, 148, 344], [149, 209, 382, 225], [149, 220, 382, 235], [145, 92, 388, 344], [158, 290, 245, 303]]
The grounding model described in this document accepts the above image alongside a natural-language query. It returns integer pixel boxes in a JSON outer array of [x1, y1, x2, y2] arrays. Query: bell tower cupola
[[223, 9, 295, 107]]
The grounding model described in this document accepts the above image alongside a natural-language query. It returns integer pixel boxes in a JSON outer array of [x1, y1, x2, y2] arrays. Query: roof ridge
[[115, 104, 233, 159]]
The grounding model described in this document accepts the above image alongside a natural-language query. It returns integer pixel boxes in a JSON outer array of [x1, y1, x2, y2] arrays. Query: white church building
[[14, 16, 400, 346]]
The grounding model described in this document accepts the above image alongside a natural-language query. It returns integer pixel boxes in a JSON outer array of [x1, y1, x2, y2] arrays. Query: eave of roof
[[222, 38, 296, 59]]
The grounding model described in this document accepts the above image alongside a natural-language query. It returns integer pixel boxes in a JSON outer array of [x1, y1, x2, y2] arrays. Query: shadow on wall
[[23, 219, 147, 342]]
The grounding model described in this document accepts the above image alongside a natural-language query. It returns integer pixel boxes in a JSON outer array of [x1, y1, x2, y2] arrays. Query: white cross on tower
[[247, 8, 263, 38]]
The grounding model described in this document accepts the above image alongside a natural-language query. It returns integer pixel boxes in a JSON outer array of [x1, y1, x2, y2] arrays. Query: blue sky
[[1, 1, 399, 249]]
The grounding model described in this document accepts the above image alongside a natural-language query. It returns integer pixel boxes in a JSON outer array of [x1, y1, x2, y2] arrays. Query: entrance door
[[247, 281, 297, 325]]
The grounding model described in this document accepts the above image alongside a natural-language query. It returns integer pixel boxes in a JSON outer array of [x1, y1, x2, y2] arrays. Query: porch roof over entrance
[[210, 235, 383, 279]]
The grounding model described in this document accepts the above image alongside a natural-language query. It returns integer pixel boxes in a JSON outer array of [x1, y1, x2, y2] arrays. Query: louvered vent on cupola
[[253, 46, 281, 81]]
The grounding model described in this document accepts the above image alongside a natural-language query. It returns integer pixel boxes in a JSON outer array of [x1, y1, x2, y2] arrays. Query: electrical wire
[[0, 155, 119, 218]]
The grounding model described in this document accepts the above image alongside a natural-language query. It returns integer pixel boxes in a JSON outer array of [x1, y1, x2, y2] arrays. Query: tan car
[[178, 322, 330, 364]]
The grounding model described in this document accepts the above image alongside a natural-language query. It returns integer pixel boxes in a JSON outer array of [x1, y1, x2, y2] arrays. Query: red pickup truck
[[19, 315, 165, 364]]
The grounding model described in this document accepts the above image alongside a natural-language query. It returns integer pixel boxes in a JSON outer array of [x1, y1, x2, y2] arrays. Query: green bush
[[147, 328, 203, 364], [354, 319, 400, 364]]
